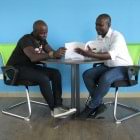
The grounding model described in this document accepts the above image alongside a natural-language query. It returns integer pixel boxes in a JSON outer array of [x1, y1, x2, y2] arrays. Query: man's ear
[[108, 22, 111, 27], [33, 30, 37, 34]]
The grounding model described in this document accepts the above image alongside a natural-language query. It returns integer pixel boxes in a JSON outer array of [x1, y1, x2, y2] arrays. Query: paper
[[64, 41, 102, 60], [85, 41, 102, 53], [65, 42, 86, 60]]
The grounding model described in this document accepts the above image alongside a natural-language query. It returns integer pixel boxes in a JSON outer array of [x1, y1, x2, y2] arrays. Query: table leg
[[71, 64, 80, 113]]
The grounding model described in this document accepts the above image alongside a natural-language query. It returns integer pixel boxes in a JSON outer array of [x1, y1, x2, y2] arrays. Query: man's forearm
[[91, 52, 111, 60], [30, 53, 50, 62]]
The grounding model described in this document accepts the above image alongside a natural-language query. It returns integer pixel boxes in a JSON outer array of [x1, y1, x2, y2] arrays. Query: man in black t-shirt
[[7, 20, 76, 118]]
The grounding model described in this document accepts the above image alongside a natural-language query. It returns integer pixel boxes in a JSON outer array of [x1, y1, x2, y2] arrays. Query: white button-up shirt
[[95, 28, 133, 67]]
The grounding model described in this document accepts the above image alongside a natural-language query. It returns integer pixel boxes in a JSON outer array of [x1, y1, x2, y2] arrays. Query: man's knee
[[98, 74, 112, 85], [39, 76, 50, 83], [52, 69, 61, 80], [83, 70, 89, 81], [54, 69, 61, 75], [83, 69, 96, 81]]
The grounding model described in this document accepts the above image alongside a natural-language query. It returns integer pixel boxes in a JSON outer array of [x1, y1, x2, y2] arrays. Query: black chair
[[1, 65, 48, 121], [86, 63, 140, 124]]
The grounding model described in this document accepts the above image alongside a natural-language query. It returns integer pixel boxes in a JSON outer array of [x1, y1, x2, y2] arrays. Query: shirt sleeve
[[108, 45, 118, 60], [108, 35, 125, 60], [19, 36, 34, 49]]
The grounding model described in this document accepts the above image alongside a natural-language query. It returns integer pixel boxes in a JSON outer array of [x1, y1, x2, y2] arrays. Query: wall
[[0, 0, 140, 94]]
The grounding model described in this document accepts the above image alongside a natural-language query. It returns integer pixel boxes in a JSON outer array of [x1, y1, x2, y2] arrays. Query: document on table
[[65, 42, 86, 60], [64, 41, 102, 60]]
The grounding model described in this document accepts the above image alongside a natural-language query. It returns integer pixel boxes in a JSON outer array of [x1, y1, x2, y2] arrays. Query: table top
[[42, 58, 104, 64]]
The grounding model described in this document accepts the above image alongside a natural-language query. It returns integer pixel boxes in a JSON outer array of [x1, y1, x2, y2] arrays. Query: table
[[44, 58, 104, 113]]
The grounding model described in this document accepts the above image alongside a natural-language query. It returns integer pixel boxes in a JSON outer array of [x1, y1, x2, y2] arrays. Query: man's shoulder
[[112, 30, 124, 38], [110, 29, 126, 44], [20, 34, 33, 40], [17, 34, 34, 44]]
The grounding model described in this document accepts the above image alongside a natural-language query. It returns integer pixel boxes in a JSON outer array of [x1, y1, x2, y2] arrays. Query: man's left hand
[[54, 47, 67, 58], [75, 47, 94, 57]]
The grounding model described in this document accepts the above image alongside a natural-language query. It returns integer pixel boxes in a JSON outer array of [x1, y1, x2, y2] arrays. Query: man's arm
[[23, 46, 49, 62], [24, 45, 67, 62], [90, 52, 111, 60], [43, 44, 67, 59], [43, 43, 54, 53], [75, 47, 111, 60]]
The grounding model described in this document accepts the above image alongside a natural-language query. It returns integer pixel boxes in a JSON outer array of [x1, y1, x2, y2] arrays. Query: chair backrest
[[0, 44, 16, 84], [0, 44, 38, 86], [0, 44, 16, 66], [127, 44, 140, 65], [111, 44, 140, 87]]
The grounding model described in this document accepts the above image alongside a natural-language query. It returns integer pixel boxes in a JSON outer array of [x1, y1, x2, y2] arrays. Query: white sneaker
[[51, 107, 77, 118]]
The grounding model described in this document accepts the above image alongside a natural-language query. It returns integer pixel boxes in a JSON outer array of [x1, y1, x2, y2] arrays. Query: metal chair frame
[[86, 86, 140, 124], [105, 87, 140, 124], [1, 64, 48, 121], [2, 85, 48, 121]]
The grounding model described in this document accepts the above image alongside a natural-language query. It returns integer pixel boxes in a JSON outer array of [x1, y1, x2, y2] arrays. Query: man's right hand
[[53, 47, 67, 59]]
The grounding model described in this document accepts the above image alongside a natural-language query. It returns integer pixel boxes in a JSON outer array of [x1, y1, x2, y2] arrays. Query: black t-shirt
[[6, 33, 48, 66]]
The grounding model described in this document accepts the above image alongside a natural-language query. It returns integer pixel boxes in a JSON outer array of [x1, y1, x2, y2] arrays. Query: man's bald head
[[33, 20, 48, 31], [32, 20, 48, 41]]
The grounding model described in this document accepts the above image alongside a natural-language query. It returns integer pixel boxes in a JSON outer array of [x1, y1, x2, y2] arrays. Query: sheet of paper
[[85, 40, 102, 53], [64, 41, 102, 60], [65, 42, 86, 60]]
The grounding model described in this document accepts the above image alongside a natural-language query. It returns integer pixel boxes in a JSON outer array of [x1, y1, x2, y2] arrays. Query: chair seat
[[17, 80, 38, 86], [5, 79, 38, 86], [111, 80, 137, 87]]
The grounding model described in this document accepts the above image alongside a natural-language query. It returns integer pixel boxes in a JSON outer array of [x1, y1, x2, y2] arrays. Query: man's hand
[[54, 47, 67, 59], [75, 46, 94, 57]]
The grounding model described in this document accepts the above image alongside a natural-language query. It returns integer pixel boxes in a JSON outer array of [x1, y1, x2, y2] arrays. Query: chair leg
[[106, 87, 140, 124], [2, 86, 48, 121]]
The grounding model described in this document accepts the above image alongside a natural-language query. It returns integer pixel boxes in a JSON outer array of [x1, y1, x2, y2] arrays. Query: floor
[[0, 97, 140, 140]]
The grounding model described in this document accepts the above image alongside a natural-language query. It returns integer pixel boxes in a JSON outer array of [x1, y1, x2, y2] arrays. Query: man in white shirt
[[75, 13, 133, 118]]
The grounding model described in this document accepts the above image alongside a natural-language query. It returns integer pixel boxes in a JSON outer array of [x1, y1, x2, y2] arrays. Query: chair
[[86, 44, 140, 124], [0, 44, 48, 121]]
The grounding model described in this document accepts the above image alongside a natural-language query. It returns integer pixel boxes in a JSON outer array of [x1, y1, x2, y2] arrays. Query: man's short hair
[[97, 13, 111, 26], [33, 20, 47, 31]]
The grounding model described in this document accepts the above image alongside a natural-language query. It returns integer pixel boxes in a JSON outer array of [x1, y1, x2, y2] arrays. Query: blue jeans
[[83, 65, 128, 109]]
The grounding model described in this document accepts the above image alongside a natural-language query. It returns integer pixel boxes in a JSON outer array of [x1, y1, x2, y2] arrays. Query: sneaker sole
[[53, 108, 77, 118]]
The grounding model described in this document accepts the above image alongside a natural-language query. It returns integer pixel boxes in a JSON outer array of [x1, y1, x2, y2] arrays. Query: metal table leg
[[71, 64, 80, 113]]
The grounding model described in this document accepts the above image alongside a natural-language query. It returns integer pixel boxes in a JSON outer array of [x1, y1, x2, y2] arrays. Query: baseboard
[[0, 92, 140, 98]]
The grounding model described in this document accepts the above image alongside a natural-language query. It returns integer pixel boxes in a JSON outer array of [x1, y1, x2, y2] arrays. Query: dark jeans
[[16, 65, 62, 110], [83, 65, 128, 109]]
